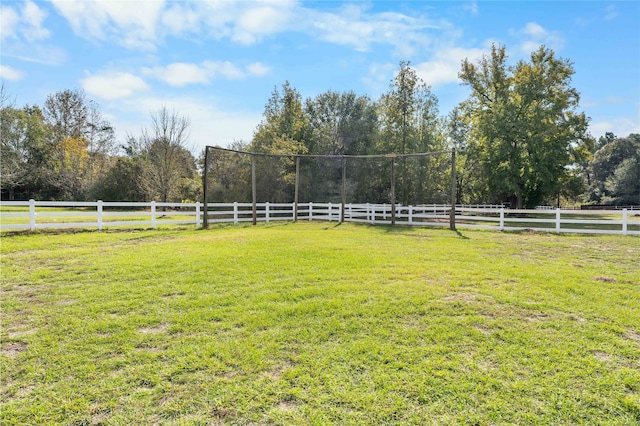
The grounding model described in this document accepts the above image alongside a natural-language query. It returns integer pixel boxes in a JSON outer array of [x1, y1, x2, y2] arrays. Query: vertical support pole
[[408, 205, 413, 225], [341, 156, 346, 223], [391, 156, 396, 226], [328, 203, 332, 222], [449, 148, 457, 231], [622, 208, 628, 235], [555, 208, 561, 233], [309, 202, 313, 221], [265, 202, 270, 223], [499, 207, 505, 231], [233, 202, 238, 224], [203, 146, 210, 229], [151, 201, 157, 229], [294, 156, 300, 222], [29, 199, 36, 231], [251, 154, 257, 226], [196, 202, 201, 228], [97, 200, 103, 231]]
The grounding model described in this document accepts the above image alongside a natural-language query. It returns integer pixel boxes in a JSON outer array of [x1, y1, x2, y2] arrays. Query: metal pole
[[202, 146, 210, 229], [341, 156, 346, 223], [294, 156, 300, 222], [449, 148, 456, 231], [391, 156, 396, 226], [251, 154, 257, 226]]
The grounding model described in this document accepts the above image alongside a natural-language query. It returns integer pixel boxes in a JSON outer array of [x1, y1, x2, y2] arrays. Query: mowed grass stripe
[[1, 223, 639, 425]]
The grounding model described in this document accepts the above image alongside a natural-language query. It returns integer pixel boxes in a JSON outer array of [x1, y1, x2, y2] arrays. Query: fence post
[[309, 202, 313, 221], [622, 209, 628, 235], [383, 203, 387, 220], [499, 208, 505, 231], [233, 202, 238, 225], [265, 202, 270, 223], [97, 200, 103, 231], [408, 205, 413, 225], [328, 203, 332, 222], [555, 208, 561, 233], [151, 201, 157, 229], [29, 199, 36, 231], [371, 204, 376, 224], [196, 202, 201, 228]]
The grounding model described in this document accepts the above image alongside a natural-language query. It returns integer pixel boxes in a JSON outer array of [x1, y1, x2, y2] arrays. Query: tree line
[[2, 44, 639, 207]]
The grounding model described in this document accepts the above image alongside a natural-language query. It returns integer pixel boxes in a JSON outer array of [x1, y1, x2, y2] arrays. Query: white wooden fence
[[1, 200, 638, 235]]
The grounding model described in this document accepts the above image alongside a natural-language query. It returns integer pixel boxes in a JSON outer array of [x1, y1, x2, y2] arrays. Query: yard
[[1, 223, 639, 424]]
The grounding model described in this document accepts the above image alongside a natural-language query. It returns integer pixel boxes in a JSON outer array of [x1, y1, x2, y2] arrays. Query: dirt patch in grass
[[1, 341, 27, 357], [593, 351, 611, 362], [624, 330, 640, 346], [594, 276, 618, 283], [138, 323, 169, 334], [275, 400, 298, 412], [6, 327, 37, 339]]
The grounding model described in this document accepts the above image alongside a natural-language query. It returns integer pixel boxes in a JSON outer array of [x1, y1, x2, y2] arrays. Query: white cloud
[[0, 65, 24, 81], [161, 3, 200, 35], [361, 62, 396, 94], [463, 1, 479, 16], [113, 96, 261, 153], [48, 0, 445, 56], [81, 71, 149, 100], [0, 1, 49, 42], [308, 4, 442, 56], [512, 22, 565, 54], [413, 46, 486, 87], [143, 61, 268, 86], [50, 0, 164, 50], [233, 5, 293, 44], [0, 6, 20, 40], [22, 0, 50, 41], [590, 117, 640, 139], [246, 62, 271, 77]]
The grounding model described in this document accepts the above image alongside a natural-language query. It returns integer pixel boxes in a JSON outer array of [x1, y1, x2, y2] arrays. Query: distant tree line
[[2, 44, 639, 207], [1, 87, 199, 203]]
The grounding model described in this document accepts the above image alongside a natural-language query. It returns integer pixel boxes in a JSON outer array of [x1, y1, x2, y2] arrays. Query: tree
[[378, 61, 445, 205], [1, 103, 50, 200], [588, 134, 640, 204], [459, 44, 590, 208], [303, 90, 379, 202], [137, 107, 197, 203], [42, 89, 115, 200], [251, 82, 311, 202]]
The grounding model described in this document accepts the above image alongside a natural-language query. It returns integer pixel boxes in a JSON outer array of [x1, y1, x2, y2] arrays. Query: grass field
[[1, 223, 639, 425]]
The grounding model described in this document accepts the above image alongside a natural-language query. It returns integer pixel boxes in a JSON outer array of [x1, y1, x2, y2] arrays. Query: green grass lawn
[[1, 223, 639, 425]]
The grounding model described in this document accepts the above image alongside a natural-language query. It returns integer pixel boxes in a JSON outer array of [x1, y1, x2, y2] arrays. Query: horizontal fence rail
[[1, 200, 638, 235]]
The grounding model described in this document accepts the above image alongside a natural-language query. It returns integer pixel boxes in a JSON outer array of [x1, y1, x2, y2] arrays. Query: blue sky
[[1, 0, 639, 154]]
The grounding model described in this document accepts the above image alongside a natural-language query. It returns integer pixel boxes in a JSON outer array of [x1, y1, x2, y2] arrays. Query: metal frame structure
[[202, 146, 457, 230]]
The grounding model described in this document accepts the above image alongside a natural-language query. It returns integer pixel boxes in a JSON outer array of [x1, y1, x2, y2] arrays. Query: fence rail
[[1, 200, 638, 235]]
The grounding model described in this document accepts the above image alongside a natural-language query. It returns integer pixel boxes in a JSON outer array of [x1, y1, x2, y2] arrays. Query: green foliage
[[2, 224, 639, 424], [588, 134, 640, 205], [459, 44, 590, 208], [90, 156, 146, 202]]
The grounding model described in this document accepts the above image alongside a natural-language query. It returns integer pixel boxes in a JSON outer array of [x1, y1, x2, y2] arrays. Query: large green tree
[[378, 61, 446, 205], [250, 82, 311, 202], [459, 44, 590, 208], [588, 133, 640, 205]]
